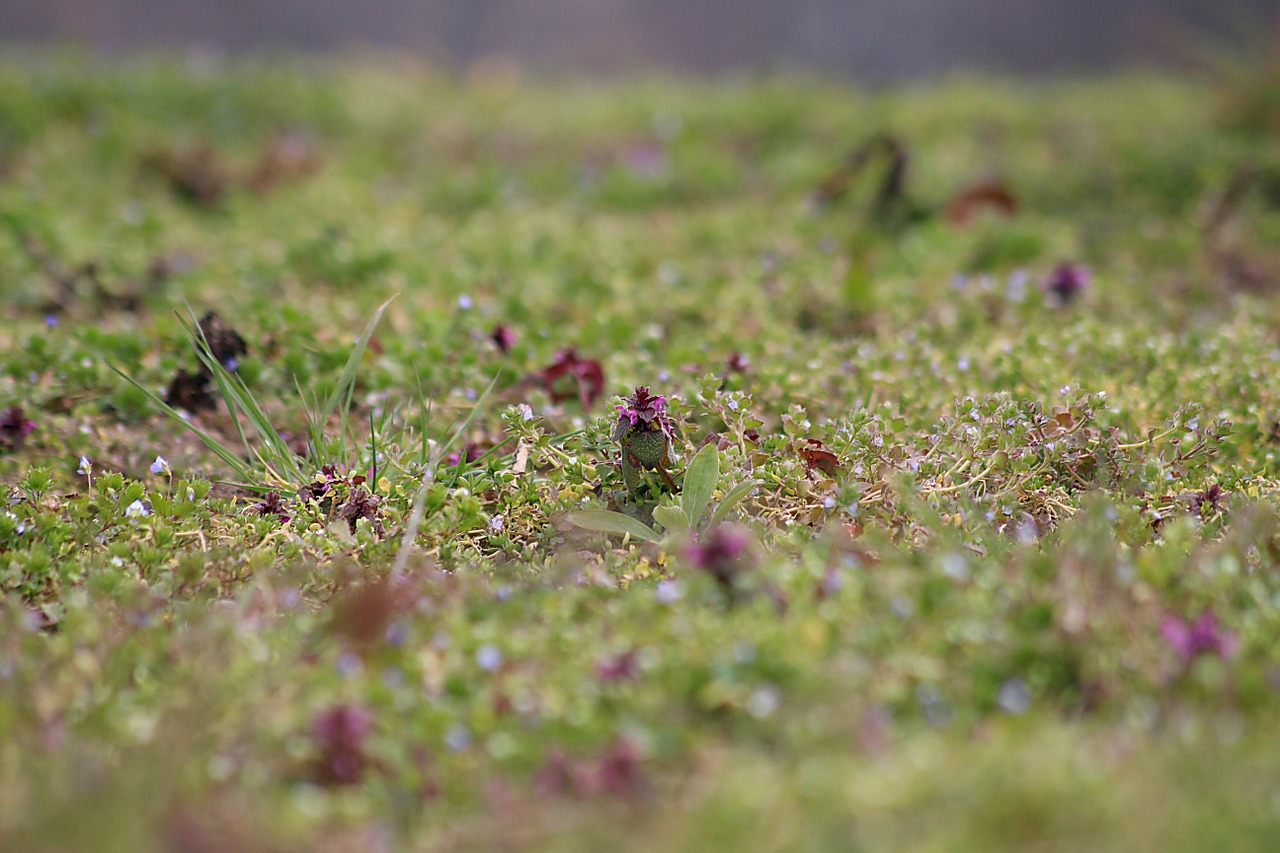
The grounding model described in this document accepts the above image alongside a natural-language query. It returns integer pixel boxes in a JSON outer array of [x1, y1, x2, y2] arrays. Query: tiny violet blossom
[[77, 455, 92, 476], [655, 579, 682, 605], [150, 456, 170, 476], [1161, 611, 1238, 664], [125, 499, 151, 518]]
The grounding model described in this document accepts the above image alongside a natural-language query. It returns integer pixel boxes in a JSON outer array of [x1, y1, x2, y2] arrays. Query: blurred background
[[0, 0, 1273, 79]]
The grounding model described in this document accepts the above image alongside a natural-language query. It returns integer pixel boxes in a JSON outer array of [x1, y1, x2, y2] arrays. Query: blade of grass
[[323, 295, 396, 422], [180, 309, 304, 485], [392, 375, 500, 576], [109, 366, 260, 487]]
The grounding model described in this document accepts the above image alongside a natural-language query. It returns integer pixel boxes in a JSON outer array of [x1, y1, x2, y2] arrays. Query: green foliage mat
[[3, 54, 1280, 850]]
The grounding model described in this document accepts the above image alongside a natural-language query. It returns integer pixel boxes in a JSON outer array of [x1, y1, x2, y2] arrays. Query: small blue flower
[[125, 499, 151, 518], [457, 294, 473, 311], [444, 723, 471, 752], [150, 456, 170, 476], [475, 644, 503, 672], [77, 456, 92, 475]]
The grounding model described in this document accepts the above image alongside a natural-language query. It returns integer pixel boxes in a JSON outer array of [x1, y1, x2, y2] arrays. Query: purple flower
[[1161, 611, 1238, 664], [311, 703, 374, 786], [445, 441, 485, 468], [491, 323, 517, 354], [613, 386, 673, 441], [625, 143, 667, 179], [595, 648, 640, 682], [685, 524, 753, 592], [338, 486, 384, 536], [0, 406, 36, 452], [250, 491, 291, 523], [1043, 262, 1090, 304]]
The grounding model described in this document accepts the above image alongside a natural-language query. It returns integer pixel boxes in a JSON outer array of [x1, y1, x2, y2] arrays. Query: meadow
[[3, 53, 1280, 851]]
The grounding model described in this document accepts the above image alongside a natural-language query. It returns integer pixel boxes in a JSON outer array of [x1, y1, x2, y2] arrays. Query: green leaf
[[681, 442, 720, 529], [564, 511, 662, 543], [652, 504, 691, 534], [708, 479, 762, 527]]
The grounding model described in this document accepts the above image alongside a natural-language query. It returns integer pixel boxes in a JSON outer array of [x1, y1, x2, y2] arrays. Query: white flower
[[150, 456, 170, 476], [125, 500, 151, 518]]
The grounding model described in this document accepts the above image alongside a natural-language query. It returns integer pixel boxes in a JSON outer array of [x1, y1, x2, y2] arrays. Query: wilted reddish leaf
[[800, 439, 842, 477], [196, 310, 249, 371], [328, 574, 411, 650], [149, 143, 232, 208], [166, 368, 215, 412], [811, 133, 909, 218], [542, 347, 605, 408], [946, 180, 1018, 225], [247, 132, 321, 196]]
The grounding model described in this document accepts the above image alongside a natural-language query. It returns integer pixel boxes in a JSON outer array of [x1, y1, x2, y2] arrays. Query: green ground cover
[[3, 53, 1280, 851]]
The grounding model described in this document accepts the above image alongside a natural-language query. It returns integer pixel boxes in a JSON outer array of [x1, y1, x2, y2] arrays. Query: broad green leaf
[[652, 504, 691, 534], [564, 511, 662, 543], [708, 479, 762, 527], [681, 442, 720, 528]]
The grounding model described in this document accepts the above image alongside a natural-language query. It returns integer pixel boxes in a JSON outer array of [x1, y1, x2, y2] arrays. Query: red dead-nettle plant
[[615, 386, 677, 494], [566, 387, 762, 544]]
